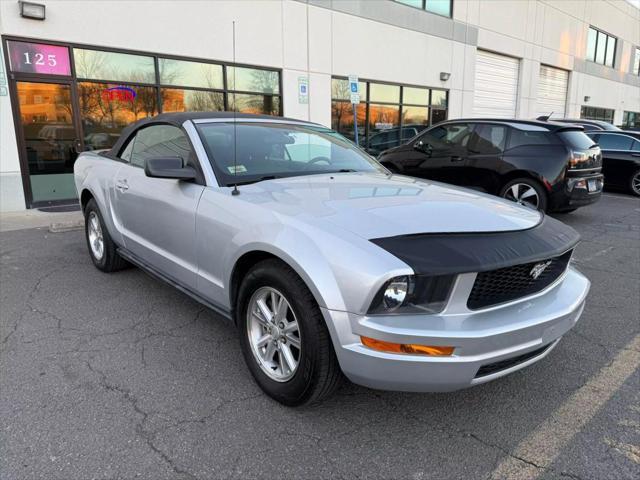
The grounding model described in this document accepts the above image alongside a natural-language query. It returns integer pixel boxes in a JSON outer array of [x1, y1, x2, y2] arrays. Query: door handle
[[450, 155, 465, 162], [115, 180, 129, 192]]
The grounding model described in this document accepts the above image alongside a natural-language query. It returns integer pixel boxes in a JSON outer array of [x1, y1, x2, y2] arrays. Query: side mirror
[[414, 140, 432, 155], [144, 157, 196, 180]]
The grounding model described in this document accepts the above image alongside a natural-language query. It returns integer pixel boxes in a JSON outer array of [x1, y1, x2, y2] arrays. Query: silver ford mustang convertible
[[74, 112, 590, 405]]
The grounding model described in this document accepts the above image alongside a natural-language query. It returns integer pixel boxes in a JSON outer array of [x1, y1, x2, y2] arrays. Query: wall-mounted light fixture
[[440, 72, 451, 81], [19, 1, 45, 20], [583, 95, 591, 102]]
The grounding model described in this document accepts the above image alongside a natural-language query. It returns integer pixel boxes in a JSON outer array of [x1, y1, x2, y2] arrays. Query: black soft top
[[110, 112, 316, 156]]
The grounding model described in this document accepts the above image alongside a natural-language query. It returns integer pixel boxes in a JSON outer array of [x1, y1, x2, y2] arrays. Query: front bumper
[[322, 267, 589, 392]]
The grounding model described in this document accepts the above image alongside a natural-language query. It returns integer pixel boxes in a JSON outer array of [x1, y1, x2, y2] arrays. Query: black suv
[[378, 119, 603, 212]]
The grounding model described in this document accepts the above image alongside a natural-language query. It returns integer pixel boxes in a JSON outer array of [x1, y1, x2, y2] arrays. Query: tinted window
[[557, 130, 596, 150], [422, 124, 473, 148], [74, 49, 155, 83], [130, 125, 192, 168], [468, 125, 507, 154], [596, 134, 635, 150], [632, 141, 640, 152], [158, 58, 223, 89], [507, 130, 554, 149]]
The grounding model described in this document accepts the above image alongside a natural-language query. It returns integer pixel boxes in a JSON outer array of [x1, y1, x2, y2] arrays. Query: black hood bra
[[370, 215, 580, 275]]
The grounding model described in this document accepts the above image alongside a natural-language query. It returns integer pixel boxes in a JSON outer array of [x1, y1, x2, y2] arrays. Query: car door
[[112, 124, 205, 290], [464, 123, 508, 193], [399, 123, 473, 185], [592, 133, 639, 189]]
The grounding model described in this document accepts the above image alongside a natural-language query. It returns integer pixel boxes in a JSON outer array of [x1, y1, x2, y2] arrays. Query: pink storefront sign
[[7, 40, 71, 76]]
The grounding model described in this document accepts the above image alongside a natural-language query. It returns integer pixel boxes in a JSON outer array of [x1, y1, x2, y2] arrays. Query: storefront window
[[228, 66, 280, 94], [74, 48, 156, 83], [331, 77, 448, 153], [161, 88, 224, 113], [622, 111, 639, 129], [230, 93, 280, 115], [158, 58, 223, 89], [79, 82, 158, 150]]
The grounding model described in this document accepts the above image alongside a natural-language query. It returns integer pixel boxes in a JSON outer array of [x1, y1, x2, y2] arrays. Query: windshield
[[196, 122, 384, 186]]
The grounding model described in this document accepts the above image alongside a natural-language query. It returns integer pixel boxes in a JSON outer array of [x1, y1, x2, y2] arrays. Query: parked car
[[366, 124, 428, 156], [378, 119, 603, 212], [74, 112, 590, 405], [536, 116, 620, 132], [586, 131, 640, 196]]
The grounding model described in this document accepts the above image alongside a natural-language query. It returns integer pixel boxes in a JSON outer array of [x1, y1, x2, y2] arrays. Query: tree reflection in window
[[79, 82, 157, 150]]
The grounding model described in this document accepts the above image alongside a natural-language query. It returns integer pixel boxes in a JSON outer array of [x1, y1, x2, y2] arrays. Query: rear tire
[[630, 169, 640, 197], [237, 259, 342, 406], [500, 178, 548, 212], [84, 199, 129, 272]]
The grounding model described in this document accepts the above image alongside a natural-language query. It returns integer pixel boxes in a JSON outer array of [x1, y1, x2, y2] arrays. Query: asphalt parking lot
[[1, 193, 639, 480]]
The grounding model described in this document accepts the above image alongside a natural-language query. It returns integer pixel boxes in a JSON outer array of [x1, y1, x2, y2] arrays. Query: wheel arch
[[228, 247, 334, 325]]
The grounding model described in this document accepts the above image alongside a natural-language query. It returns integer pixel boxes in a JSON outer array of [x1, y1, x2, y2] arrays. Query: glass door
[[15, 81, 81, 205]]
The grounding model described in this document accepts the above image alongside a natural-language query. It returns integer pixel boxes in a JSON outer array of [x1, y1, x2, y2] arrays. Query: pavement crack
[[86, 360, 200, 480]]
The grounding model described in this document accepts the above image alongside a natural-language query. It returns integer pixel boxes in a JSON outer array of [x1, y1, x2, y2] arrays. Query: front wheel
[[499, 178, 548, 211], [630, 169, 640, 196], [237, 259, 342, 406]]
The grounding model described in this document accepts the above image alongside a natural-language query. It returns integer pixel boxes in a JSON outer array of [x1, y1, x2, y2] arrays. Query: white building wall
[[0, 0, 639, 211]]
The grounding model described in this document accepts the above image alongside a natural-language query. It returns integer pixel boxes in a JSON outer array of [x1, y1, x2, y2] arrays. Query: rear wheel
[[84, 199, 129, 272], [630, 169, 640, 197], [500, 178, 548, 211], [237, 259, 341, 406]]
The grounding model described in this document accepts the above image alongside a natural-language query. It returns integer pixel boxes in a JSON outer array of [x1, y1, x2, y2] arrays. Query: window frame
[[586, 26, 617, 68]]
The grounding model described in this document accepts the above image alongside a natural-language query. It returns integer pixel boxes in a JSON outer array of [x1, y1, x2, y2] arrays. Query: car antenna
[[231, 20, 240, 196]]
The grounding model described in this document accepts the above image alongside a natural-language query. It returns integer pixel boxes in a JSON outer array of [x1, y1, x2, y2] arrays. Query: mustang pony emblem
[[530, 260, 553, 280]]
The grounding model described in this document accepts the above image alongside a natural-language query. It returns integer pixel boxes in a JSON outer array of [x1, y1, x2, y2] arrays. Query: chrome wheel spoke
[[256, 298, 273, 324], [509, 185, 519, 200], [256, 333, 271, 349], [285, 333, 300, 349], [263, 341, 277, 363], [283, 320, 298, 333], [280, 343, 297, 372], [520, 187, 536, 200]]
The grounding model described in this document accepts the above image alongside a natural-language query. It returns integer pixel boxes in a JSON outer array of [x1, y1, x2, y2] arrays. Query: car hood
[[234, 172, 541, 239]]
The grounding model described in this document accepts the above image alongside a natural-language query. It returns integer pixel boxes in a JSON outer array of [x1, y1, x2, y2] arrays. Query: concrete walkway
[[0, 209, 84, 233]]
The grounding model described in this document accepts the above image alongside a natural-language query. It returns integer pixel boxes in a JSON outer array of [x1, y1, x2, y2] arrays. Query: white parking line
[[489, 335, 640, 480]]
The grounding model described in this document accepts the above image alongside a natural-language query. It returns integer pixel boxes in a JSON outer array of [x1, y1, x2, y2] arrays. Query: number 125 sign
[[7, 40, 71, 76]]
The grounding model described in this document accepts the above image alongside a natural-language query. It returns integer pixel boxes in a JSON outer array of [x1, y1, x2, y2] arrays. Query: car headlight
[[368, 274, 455, 315]]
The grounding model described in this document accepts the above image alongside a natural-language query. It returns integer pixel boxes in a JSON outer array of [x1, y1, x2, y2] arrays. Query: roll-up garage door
[[473, 50, 520, 118], [537, 65, 568, 118]]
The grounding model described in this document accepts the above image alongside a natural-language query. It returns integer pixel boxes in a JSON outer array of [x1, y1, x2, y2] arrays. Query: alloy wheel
[[503, 183, 540, 209], [246, 286, 301, 382], [87, 211, 104, 260], [632, 171, 640, 196]]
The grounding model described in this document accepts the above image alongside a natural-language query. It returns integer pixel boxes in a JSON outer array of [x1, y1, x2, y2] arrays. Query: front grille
[[467, 250, 573, 310], [475, 344, 551, 378]]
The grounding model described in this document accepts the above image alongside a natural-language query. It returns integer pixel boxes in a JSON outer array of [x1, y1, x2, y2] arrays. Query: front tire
[[84, 199, 129, 272], [630, 169, 640, 197], [500, 178, 548, 211], [237, 259, 341, 406]]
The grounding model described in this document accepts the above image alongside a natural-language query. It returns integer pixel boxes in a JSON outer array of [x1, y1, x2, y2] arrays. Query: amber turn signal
[[361, 336, 454, 356]]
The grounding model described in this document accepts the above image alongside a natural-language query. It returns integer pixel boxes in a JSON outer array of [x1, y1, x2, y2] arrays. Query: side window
[[468, 124, 507, 154], [421, 124, 473, 149], [632, 140, 640, 152], [119, 137, 135, 162], [130, 125, 193, 168], [596, 134, 634, 150], [507, 130, 554, 149]]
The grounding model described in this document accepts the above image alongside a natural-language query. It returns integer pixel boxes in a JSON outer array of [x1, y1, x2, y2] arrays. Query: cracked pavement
[[1, 193, 639, 480]]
